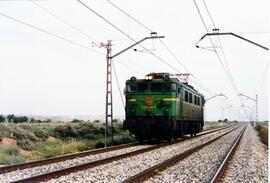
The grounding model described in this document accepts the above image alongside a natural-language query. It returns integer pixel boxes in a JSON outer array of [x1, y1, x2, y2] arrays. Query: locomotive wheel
[[166, 133, 172, 142], [173, 130, 178, 140], [136, 134, 144, 144]]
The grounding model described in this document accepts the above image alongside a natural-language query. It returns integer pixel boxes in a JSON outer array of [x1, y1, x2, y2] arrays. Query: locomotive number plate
[[144, 96, 154, 105]]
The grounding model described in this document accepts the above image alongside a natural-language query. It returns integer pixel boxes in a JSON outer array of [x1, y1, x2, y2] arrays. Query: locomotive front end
[[123, 73, 178, 141]]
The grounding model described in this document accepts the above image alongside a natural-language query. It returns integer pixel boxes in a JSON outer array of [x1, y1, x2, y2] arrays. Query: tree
[[7, 114, 14, 122], [0, 115, 5, 123], [71, 119, 81, 123], [224, 118, 228, 122], [13, 116, 28, 123]]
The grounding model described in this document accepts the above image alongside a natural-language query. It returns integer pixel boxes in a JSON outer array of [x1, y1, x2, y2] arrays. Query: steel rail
[[121, 126, 243, 183], [0, 125, 232, 174], [0, 142, 138, 174], [9, 126, 236, 183], [210, 125, 247, 183]]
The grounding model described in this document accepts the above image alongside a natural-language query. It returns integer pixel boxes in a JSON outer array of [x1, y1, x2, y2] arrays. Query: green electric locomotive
[[123, 73, 205, 141]]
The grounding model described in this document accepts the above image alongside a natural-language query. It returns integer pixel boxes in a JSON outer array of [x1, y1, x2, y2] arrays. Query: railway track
[[220, 124, 268, 183], [121, 125, 246, 183], [0, 142, 138, 174], [0, 125, 235, 183], [0, 125, 230, 175], [209, 125, 246, 183]]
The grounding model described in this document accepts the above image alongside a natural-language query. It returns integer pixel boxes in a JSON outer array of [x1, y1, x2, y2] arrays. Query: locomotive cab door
[[177, 86, 183, 118]]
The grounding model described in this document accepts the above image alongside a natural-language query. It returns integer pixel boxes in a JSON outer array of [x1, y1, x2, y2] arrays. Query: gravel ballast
[[145, 126, 244, 183], [45, 127, 236, 183], [222, 124, 268, 183], [0, 145, 152, 183]]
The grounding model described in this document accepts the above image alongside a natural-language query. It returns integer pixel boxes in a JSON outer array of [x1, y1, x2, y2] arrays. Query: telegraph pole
[[239, 93, 258, 127], [100, 40, 113, 147]]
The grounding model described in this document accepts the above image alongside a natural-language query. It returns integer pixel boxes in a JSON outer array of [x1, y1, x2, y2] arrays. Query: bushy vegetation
[[0, 119, 134, 165], [255, 123, 268, 145], [0, 147, 25, 165]]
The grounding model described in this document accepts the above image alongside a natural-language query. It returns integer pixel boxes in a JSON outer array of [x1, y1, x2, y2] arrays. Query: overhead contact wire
[[30, 0, 97, 42], [193, 0, 239, 94], [0, 12, 104, 55], [112, 61, 125, 109], [106, 0, 153, 32]]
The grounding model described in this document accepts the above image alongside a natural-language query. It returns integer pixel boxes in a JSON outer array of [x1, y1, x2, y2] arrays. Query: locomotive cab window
[[138, 83, 148, 92], [177, 87, 180, 94], [194, 96, 197, 105], [198, 97, 201, 106], [150, 83, 161, 92], [161, 83, 173, 92], [189, 93, 192, 103], [150, 83, 175, 92], [185, 91, 188, 102], [127, 84, 137, 92], [177, 86, 181, 98]]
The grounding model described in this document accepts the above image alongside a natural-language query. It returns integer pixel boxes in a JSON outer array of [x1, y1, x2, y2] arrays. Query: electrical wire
[[112, 61, 125, 109], [106, 0, 153, 32], [115, 59, 145, 76], [30, 0, 97, 42], [202, 0, 239, 94], [193, 0, 251, 120], [0, 12, 104, 55], [75, 0, 182, 75], [104, 0, 217, 96], [77, 0, 227, 102], [193, 0, 239, 94], [159, 39, 216, 95]]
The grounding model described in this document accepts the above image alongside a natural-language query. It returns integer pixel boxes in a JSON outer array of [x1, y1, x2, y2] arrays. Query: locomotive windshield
[[138, 83, 148, 92], [150, 83, 175, 92], [127, 83, 176, 92], [127, 84, 137, 92]]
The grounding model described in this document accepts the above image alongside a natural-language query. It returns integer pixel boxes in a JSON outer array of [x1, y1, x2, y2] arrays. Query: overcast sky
[[0, 0, 268, 121]]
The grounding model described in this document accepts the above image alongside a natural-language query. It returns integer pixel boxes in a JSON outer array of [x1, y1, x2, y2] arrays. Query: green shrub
[[34, 141, 62, 158], [17, 139, 34, 151], [75, 123, 104, 140], [77, 142, 91, 151], [55, 125, 77, 138], [0, 147, 25, 165], [71, 119, 81, 123], [33, 129, 49, 140], [95, 141, 105, 148], [2, 147, 20, 156], [93, 120, 100, 123], [255, 124, 262, 131], [113, 135, 134, 145], [13, 129, 37, 142], [0, 154, 25, 165]]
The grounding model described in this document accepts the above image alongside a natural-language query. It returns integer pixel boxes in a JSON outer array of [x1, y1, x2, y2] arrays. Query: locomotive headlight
[[145, 75, 153, 80]]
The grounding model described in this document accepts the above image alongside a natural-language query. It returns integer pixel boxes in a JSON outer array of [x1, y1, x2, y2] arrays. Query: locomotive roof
[[126, 76, 204, 97]]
